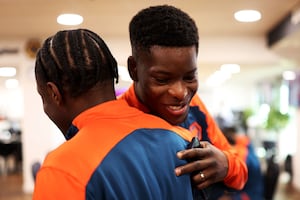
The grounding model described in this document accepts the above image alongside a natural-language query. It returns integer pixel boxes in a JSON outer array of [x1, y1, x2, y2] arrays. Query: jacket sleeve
[[190, 94, 248, 190]]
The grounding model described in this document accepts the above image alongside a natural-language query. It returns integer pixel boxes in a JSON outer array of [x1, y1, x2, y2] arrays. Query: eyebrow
[[151, 67, 197, 74]]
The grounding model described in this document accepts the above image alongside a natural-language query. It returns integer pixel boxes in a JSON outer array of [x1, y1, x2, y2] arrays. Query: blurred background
[[0, 0, 300, 199]]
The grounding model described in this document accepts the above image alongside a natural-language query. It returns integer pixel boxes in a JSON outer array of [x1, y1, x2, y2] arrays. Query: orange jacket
[[120, 85, 248, 190], [33, 100, 195, 200]]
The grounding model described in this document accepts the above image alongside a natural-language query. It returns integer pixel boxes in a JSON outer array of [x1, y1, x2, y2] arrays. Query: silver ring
[[199, 172, 205, 180]]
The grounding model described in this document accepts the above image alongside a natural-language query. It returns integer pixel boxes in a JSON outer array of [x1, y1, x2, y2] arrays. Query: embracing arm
[[175, 94, 248, 190], [194, 94, 248, 189]]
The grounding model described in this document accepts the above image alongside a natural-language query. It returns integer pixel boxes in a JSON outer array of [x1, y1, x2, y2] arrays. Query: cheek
[[144, 86, 170, 111], [43, 103, 49, 116], [144, 85, 164, 99], [43, 103, 53, 121], [189, 82, 198, 95], [41, 97, 49, 114], [42, 98, 55, 122]]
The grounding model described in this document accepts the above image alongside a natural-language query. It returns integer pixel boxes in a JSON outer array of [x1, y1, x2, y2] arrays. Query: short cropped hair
[[35, 29, 118, 97], [129, 5, 199, 54]]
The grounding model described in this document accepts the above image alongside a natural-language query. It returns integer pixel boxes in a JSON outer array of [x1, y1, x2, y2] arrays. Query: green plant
[[264, 106, 290, 132], [242, 108, 255, 123]]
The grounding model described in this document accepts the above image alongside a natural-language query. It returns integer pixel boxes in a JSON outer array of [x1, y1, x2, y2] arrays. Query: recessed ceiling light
[[0, 67, 16, 77], [205, 70, 232, 87], [5, 79, 19, 89], [220, 64, 240, 74], [234, 10, 261, 22], [282, 70, 296, 80], [291, 7, 300, 24], [57, 13, 83, 26]]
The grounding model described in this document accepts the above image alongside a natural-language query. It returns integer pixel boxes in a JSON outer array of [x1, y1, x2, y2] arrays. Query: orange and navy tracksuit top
[[120, 85, 248, 192], [33, 100, 195, 200]]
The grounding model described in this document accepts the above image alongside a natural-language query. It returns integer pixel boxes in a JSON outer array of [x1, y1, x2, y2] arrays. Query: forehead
[[142, 46, 198, 71], [150, 45, 197, 59]]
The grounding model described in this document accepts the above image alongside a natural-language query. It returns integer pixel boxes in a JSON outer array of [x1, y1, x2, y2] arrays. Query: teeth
[[169, 105, 182, 110]]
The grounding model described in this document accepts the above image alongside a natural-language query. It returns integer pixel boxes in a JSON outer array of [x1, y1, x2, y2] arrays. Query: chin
[[168, 117, 186, 125], [175, 114, 188, 125]]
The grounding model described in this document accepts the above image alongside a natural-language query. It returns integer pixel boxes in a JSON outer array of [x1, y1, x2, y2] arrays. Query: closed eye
[[184, 75, 197, 82], [154, 77, 170, 84]]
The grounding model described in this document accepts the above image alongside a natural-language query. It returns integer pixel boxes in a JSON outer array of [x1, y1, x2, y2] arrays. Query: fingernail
[[174, 168, 181, 176], [176, 152, 182, 159]]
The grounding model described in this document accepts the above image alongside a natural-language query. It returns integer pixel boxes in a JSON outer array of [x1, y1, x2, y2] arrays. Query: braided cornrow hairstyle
[[35, 28, 118, 98], [129, 5, 199, 55]]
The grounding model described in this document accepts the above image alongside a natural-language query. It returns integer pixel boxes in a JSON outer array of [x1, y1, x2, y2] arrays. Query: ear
[[127, 56, 138, 81], [46, 82, 62, 105]]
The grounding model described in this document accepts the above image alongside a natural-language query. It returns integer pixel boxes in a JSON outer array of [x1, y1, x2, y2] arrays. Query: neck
[[63, 84, 116, 130], [72, 85, 116, 115]]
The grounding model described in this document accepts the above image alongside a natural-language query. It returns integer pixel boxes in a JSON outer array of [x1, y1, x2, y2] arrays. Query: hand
[[175, 141, 229, 190]]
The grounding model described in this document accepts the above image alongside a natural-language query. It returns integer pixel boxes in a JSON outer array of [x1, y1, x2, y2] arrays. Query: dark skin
[[128, 45, 228, 189], [36, 79, 116, 136], [129, 46, 198, 125]]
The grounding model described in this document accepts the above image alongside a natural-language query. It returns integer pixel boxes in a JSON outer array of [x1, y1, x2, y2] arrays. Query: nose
[[168, 81, 188, 100]]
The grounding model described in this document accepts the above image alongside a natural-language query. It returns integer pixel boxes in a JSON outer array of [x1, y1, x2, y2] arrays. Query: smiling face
[[129, 46, 198, 125]]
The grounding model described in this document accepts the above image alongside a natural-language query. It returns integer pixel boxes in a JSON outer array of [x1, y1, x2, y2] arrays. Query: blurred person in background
[[220, 126, 264, 200]]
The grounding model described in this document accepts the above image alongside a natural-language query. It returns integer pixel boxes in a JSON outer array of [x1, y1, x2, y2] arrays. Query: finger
[[177, 148, 207, 160], [194, 180, 211, 190], [191, 170, 208, 184], [199, 171, 206, 181], [175, 160, 202, 176], [192, 171, 214, 190], [199, 141, 209, 148]]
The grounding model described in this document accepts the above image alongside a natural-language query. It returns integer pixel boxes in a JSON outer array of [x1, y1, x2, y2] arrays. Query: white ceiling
[[1, 0, 300, 89]]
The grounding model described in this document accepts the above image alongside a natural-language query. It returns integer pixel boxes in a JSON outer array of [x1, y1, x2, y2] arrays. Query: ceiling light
[[282, 70, 296, 80], [0, 67, 16, 77], [220, 64, 240, 74], [206, 70, 231, 87], [57, 13, 83, 26], [234, 10, 261, 22], [291, 7, 300, 24], [5, 79, 19, 89]]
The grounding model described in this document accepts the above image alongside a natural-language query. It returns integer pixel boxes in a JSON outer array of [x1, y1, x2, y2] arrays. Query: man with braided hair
[[33, 28, 197, 199], [119, 5, 248, 199]]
